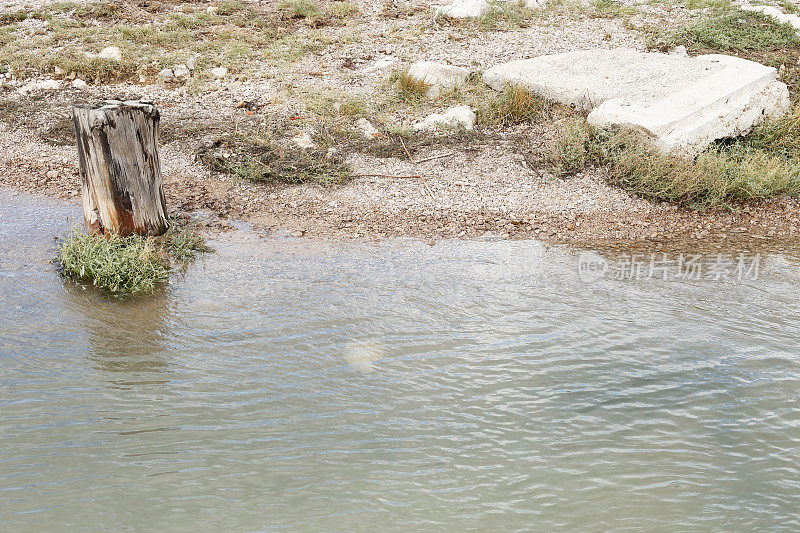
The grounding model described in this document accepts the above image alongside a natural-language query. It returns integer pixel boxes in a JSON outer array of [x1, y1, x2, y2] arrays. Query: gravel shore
[[1, 0, 799, 251]]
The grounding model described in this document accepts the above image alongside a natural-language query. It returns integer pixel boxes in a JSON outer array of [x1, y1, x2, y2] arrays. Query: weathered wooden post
[[73, 100, 169, 237]]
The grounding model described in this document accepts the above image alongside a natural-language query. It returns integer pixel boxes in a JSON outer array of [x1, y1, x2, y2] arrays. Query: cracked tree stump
[[73, 100, 169, 237]]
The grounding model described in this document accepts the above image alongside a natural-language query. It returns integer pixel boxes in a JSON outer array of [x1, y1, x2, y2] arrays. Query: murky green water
[[1, 188, 800, 531]]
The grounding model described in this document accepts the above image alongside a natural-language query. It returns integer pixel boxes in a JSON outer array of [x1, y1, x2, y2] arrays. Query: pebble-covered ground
[[1, 0, 800, 250]]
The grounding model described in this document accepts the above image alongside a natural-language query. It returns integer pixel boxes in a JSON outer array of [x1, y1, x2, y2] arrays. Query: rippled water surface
[[2, 188, 800, 531]]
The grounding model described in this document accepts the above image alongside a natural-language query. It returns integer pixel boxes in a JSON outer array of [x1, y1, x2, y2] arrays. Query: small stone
[[292, 132, 317, 149], [46, 170, 59, 179], [138, 73, 147, 83], [414, 105, 476, 131], [207, 5, 219, 14], [186, 57, 196, 70], [670, 45, 688, 57], [97, 46, 122, 62], [71, 78, 88, 90], [209, 66, 228, 79], [361, 55, 399, 74], [407, 61, 470, 94], [54, 66, 65, 76], [437, 0, 490, 18], [157, 68, 175, 82], [291, 230, 305, 237], [173, 63, 191, 79], [356, 118, 380, 138]]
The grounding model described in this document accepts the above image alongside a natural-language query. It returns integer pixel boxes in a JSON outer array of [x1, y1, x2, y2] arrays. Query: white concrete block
[[484, 48, 790, 153]]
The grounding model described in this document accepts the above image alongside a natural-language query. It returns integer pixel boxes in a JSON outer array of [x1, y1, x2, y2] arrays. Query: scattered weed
[[591, 0, 637, 19], [328, 1, 361, 18], [477, 0, 536, 30], [280, 0, 322, 19]]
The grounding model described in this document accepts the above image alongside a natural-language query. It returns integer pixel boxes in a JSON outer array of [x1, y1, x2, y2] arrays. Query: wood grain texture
[[73, 100, 169, 237]]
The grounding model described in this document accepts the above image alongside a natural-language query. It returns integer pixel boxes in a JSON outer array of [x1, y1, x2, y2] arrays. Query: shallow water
[[1, 187, 800, 532]]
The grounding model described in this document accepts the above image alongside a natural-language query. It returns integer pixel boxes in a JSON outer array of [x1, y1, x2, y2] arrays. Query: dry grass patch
[[198, 125, 352, 186], [536, 109, 800, 209], [0, 0, 345, 83], [389, 68, 431, 102], [481, 84, 551, 125]]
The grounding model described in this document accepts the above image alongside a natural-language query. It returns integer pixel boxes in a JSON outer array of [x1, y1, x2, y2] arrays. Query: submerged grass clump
[[537, 107, 800, 209], [58, 221, 212, 296]]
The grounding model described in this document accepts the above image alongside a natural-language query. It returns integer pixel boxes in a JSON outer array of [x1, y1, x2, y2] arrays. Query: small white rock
[[437, 0, 490, 18], [186, 57, 196, 70], [54, 66, 65, 76], [209, 66, 228, 79], [71, 78, 88, 90], [207, 5, 219, 14], [361, 55, 399, 74], [18, 79, 60, 94], [670, 45, 689, 57], [414, 105, 476, 131], [292, 132, 317, 149], [157, 68, 175, 82], [356, 118, 381, 138], [97, 46, 122, 62], [407, 61, 470, 94], [173, 63, 191, 79]]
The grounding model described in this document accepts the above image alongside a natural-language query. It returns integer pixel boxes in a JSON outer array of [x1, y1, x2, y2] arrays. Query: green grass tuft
[[389, 68, 431, 102], [591, 0, 637, 19], [58, 221, 212, 296], [280, 0, 322, 19], [477, 0, 536, 30]]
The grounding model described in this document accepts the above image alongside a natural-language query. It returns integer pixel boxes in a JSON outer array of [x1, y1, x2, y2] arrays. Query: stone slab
[[483, 48, 789, 153]]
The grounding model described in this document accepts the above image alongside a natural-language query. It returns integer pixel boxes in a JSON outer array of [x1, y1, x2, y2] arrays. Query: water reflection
[[64, 283, 175, 388]]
